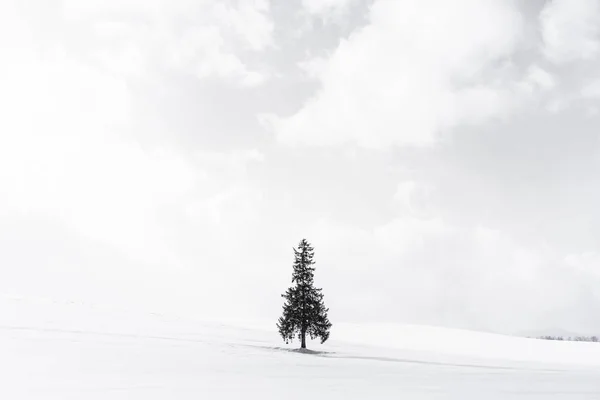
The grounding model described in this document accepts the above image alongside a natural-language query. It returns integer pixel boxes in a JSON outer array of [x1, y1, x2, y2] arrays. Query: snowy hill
[[1, 295, 600, 399]]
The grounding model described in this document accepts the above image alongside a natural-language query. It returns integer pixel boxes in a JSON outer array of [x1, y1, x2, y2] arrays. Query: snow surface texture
[[1, 295, 600, 399]]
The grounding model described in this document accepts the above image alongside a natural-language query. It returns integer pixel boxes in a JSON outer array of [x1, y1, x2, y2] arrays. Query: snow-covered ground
[[2, 295, 600, 399]]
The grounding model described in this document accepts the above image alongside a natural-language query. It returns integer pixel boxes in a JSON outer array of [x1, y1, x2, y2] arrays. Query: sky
[[1, 0, 600, 336]]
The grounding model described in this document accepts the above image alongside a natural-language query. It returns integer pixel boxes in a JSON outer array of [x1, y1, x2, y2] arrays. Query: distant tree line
[[535, 335, 599, 342]]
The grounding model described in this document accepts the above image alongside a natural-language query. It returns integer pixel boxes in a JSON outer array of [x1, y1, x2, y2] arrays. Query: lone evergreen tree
[[277, 239, 332, 349]]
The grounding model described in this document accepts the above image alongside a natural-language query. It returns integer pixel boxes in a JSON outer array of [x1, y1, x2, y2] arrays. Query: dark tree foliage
[[277, 239, 332, 349]]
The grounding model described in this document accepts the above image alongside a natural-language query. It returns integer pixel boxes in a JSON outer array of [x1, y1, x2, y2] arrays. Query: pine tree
[[277, 239, 332, 349]]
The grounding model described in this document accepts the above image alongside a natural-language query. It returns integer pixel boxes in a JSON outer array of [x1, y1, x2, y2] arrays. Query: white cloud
[[525, 65, 556, 91], [0, 24, 198, 263], [195, 148, 265, 175], [393, 180, 434, 217], [0, 2, 276, 316], [213, 0, 274, 51], [3, 0, 600, 335], [168, 25, 267, 86], [186, 182, 263, 227], [298, 56, 328, 79], [582, 79, 600, 99], [540, 0, 600, 64], [564, 252, 600, 280], [267, 0, 525, 148], [302, 0, 358, 17], [305, 215, 599, 333], [62, 0, 273, 85], [185, 148, 265, 226]]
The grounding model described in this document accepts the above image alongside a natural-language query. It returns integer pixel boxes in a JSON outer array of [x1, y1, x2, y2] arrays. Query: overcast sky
[[1, 0, 600, 335]]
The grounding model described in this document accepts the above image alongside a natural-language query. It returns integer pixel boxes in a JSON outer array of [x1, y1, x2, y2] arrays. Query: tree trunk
[[301, 329, 306, 349]]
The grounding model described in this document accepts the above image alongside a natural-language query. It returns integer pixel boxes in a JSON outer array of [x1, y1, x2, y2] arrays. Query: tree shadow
[[247, 344, 334, 356]]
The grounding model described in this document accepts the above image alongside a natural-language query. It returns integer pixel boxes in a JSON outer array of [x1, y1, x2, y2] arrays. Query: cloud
[[0, 44, 199, 264], [213, 0, 273, 52], [61, 0, 273, 85], [298, 56, 329, 79], [564, 252, 600, 279], [186, 148, 265, 226], [302, 0, 358, 18], [525, 65, 556, 91], [582, 79, 600, 99], [3, 0, 600, 335], [0, 8, 269, 316], [167, 25, 267, 86], [267, 0, 526, 148], [540, 0, 600, 64], [305, 215, 600, 333], [392, 180, 434, 217]]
